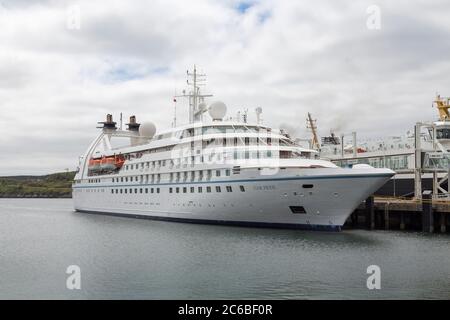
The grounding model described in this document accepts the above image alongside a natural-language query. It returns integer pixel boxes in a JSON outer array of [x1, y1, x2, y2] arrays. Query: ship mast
[[175, 65, 212, 124]]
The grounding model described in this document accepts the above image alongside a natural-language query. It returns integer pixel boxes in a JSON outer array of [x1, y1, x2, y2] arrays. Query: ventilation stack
[[97, 114, 117, 131], [126, 115, 141, 146]]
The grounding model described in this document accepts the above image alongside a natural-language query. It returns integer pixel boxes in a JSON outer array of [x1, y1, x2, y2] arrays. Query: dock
[[345, 193, 449, 233]]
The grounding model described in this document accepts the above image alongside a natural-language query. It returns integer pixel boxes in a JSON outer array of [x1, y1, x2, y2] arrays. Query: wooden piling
[[422, 191, 434, 233], [440, 213, 446, 233], [384, 203, 390, 230], [400, 212, 405, 230], [365, 196, 375, 230]]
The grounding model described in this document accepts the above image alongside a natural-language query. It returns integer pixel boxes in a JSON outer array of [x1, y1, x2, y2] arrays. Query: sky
[[0, 0, 449, 175]]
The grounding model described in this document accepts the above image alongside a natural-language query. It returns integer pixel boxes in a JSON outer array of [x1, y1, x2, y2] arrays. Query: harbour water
[[0, 198, 449, 299]]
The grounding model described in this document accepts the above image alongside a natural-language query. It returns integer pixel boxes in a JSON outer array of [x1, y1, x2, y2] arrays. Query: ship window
[[120, 189, 123, 194], [130, 188, 132, 193], [216, 186, 221, 192], [183, 187, 187, 193], [130, 176, 133, 182], [216, 170, 221, 177], [176, 187, 180, 193], [125, 189, 127, 194], [121, 177, 124, 182], [207, 186, 211, 193], [240, 185, 245, 192], [225, 169, 230, 176], [190, 187, 195, 193], [125, 177, 128, 182], [131, 165, 134, 170], [226, 186, 232, 192], [302, 184, 314, 189], [198, 187, 203, 193], [290, 206, 306, 214], [140, 188, 142, 194], [145, 188, 148, 193], [169, 187, 173, 193], [157, 188, 160, 193], [111, 189, 114, 194]]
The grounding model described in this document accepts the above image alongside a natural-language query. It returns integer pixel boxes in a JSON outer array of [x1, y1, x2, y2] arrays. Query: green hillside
[[0, 171, 76, 198]]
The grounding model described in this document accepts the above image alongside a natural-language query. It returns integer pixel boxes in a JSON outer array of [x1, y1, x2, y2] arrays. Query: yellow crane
[[433, 94, 450, 121], [306, 113, 320, 150]]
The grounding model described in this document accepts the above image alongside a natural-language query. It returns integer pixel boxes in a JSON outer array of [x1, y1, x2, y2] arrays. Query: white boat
[[72, 67, 394, 231]]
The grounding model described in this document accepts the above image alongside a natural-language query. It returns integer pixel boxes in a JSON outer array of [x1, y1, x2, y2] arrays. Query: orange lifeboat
[[357, 147, 367, 153], [100, 155, 125, 171], [88, 158, 101, 171], [89, 154, 125, 172]]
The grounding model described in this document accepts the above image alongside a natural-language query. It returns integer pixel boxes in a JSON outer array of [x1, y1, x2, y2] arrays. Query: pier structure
[[348, 195, 449, 233]]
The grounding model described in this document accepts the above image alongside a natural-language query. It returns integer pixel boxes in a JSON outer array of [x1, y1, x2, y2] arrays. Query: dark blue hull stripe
[[75, 209, 342, 232], [73, 173, 392, 189]]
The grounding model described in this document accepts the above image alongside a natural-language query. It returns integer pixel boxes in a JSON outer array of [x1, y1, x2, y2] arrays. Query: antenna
[[120, 112, 123, 130], [175, 65, 212, 123], [306, 112, 320, 150], [255, 107, 263, 124], [242, 109, 248, 123], [172, 92, 177, 128]]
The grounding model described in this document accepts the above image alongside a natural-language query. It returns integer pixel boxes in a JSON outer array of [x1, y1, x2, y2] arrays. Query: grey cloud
[[0, 0, 449, 175]]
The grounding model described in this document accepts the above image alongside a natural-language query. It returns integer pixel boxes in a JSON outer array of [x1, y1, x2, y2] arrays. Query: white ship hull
[[73, 168, 392, 231]]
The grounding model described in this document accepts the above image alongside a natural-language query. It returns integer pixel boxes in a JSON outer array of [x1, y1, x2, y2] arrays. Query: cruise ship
[[72, 67, 394, 231]]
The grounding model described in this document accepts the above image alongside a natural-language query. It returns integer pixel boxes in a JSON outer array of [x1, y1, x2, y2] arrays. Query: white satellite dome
[[139, 121, 156, 138], [208, 101, 227, 120]]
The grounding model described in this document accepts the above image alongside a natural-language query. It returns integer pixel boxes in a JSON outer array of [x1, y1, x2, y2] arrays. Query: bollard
[[422, 190, 433, 233], [365, 196, 375, 230]]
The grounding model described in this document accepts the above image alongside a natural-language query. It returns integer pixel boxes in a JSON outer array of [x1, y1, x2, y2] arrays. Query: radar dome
[[139, 121, 156, 138], [208, 101, 227, 120]]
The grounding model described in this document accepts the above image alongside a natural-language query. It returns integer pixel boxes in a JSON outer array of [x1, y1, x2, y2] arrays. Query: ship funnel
[[126, 115, 141, 146], [126, 115, 141, 131], [97, 114, 117, 131]]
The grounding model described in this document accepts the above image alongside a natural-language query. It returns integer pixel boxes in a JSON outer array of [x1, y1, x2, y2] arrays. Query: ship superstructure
[[73, 67, 394, 230]]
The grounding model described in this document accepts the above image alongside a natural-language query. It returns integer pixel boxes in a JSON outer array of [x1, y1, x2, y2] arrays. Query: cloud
[[0, 0, 449, 175]]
